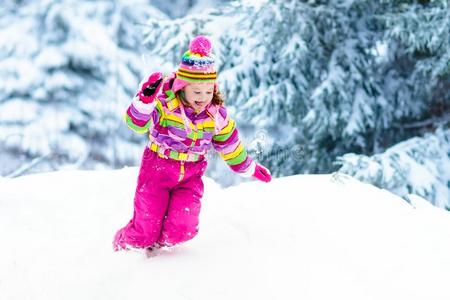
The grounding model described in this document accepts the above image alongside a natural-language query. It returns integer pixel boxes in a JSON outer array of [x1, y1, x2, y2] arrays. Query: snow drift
[[0, 168, 449, 300]]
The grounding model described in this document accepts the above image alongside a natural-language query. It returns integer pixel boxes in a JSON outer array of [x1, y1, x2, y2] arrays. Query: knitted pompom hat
[[172, 35, 219, 93]]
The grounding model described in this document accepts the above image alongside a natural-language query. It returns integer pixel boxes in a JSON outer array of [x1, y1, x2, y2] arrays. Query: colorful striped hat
[[172, 35, 218, 93]]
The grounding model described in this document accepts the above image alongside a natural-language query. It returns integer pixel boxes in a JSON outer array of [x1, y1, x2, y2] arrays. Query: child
[[113, 35, 271, 252]]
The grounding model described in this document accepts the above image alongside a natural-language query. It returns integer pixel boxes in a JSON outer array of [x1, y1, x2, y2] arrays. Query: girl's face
[[182, 83, 215, 111]]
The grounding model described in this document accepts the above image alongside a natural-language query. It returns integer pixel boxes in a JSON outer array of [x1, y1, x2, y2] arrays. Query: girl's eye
[[194, 92, 201, 94]]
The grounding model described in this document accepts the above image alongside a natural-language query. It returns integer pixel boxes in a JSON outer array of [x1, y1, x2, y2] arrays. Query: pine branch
[[393, 112, 450, 129], [5, 153, 52, 178]]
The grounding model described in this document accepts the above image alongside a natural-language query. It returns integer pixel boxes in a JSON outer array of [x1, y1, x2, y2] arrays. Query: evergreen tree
[[0, 0, 166, 176], [336, 127, 450, 209], [336, 0, 450, 207], [218, 0, 386, 176]]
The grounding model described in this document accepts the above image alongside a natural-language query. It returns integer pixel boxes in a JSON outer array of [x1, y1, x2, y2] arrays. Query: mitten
[[252, 163, 272, 182], [137, 72, 164, 104]]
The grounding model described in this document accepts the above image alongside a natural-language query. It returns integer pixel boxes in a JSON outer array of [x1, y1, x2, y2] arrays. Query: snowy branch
[[393, 112, 450, 129]]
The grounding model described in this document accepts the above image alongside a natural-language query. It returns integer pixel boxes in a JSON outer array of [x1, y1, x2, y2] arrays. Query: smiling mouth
[[194, 101, 203, 106]]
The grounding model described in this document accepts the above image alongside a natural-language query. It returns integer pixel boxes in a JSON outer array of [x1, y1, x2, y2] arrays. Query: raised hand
[[138, 72, 164, 104]]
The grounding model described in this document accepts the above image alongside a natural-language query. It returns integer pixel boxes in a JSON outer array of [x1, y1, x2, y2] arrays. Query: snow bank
[[0, 169, 449, 300]]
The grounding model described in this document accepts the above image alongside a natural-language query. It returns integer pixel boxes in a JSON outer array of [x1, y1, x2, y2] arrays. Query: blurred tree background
[[0, 0, 448, 208]]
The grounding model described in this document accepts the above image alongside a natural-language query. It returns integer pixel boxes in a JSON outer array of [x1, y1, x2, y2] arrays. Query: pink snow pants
[[113, 146, 207, 249]]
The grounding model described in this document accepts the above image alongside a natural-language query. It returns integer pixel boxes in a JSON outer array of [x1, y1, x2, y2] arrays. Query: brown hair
[[176, 89, 225, 107]]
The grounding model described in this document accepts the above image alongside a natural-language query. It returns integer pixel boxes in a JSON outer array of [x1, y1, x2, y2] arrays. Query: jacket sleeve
[[212, 106, 256, 177], [123, 76, 164, 134]]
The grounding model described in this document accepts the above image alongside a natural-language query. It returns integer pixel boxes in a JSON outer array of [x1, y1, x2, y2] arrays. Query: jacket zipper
[[177, 103, 201, 183], [178, 160, 186, 182]]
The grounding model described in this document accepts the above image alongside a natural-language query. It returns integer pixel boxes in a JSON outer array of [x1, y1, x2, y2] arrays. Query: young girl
[[112, 35, 272, 252]]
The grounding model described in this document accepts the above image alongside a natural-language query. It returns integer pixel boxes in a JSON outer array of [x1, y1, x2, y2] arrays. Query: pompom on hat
[[172, 35, 219, 93]]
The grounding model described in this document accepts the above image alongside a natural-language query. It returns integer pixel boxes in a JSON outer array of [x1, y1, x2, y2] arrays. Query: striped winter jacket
[[124, 72, 256, 177]]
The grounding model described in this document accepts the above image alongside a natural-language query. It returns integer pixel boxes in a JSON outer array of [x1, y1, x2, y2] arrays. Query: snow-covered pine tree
[[336, 0, 450, 207], [336, 127, 450, 209], [218, 0, 386, 176], [0, 0, 166, 176], [149, 0, 231, 18], [374, 0, 450, 138], [299, 1, 389, 173]]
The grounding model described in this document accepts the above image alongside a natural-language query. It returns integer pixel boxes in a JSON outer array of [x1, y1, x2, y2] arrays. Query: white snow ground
[[0, 168, 450, 300]]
